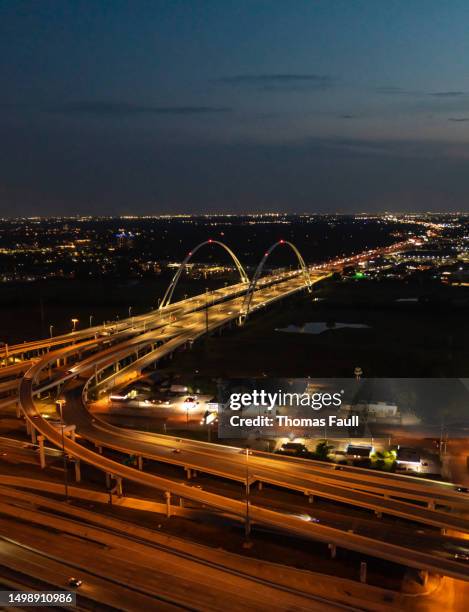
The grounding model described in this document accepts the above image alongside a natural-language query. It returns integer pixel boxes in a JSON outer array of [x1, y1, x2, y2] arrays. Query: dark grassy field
[[162, 279, 469, 378], [2, 276, 468, 377]]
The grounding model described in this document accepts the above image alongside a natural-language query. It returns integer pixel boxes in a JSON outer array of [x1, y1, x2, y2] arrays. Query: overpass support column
[[185, 468, 192, 480], [245, 513, 251, 538], [165, 491, 171, 517], [31, 427, 37, 445], [179, 498, 184, 508], [25, 418, 31, 436], [16, 403, 21, 419], [258, 481, 263, 491], [116, 477, 123, 497], [419, 570, 428, 586], [375, 510, 382, 518], [360, 562, 367, 584], [428, 500, 435, 510], [74, 459, 81, 483], [37, 435, 46, 469], [105, 473, 111, 489], [137, 456, 143, 470], [328, 544, 336, 559]]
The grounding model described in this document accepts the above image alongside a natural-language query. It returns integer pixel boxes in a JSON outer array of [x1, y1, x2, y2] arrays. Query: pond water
[[276, 322, 371, 335]]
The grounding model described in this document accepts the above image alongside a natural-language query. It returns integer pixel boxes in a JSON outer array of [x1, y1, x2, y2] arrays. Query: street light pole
[[244, 445, 251, 545], [56, 399, 69, 501], [89, 315, 93, 328], [49, 325, 54, 338], [205, 287, 209, 335]]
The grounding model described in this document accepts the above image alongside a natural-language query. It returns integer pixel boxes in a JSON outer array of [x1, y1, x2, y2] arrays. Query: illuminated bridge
[[2, 236, 467, 586]]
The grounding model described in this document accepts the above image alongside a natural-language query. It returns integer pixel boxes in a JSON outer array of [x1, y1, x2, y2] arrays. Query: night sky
[[2, 1, 469, 215]]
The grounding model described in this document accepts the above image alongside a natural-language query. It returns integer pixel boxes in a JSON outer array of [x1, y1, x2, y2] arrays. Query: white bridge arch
[[238, 240, 312, 325], [159, 239, 249, 309]]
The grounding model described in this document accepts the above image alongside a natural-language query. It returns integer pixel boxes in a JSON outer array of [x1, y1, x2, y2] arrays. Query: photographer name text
[[229, 415, 359, 428]]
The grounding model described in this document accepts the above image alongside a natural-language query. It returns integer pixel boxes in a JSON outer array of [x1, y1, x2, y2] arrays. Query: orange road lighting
[[206, 412, 217, 425]]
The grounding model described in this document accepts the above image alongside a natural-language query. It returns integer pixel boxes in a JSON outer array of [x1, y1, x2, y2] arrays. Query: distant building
[[116, 230, 134, 249], [443, 268, 469, 286], [341, 401, 400, 422], [346, 445, 373, 459], [395, 446, 440, 475]]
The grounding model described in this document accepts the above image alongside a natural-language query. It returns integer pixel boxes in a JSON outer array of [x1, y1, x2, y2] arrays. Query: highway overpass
[[4, 237, 467, 582]]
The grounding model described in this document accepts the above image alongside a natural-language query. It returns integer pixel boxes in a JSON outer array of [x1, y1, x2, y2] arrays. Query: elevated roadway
[[16, 273, 469, 582], [0, 486, 357, 612], [9, 237, 469, 582], [1, 234, 414, 364]]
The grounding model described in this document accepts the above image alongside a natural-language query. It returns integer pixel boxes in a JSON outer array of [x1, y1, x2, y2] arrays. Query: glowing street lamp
[[0, 342, 8, 366], [71, 318, 79, 332]]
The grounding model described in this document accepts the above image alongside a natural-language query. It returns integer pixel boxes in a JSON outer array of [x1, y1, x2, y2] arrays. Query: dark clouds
[[375, 87, 468, 98], [213, 73, 335, 91], [429, 91, 466, 97], [47, 102, 232, 117]]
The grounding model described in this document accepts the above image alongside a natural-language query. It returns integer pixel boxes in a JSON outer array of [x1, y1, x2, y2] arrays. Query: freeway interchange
[[1, 238, 469, 607]]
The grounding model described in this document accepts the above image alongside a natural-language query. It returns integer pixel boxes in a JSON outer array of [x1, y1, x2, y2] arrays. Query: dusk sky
[[2, 1, 469, 215]]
